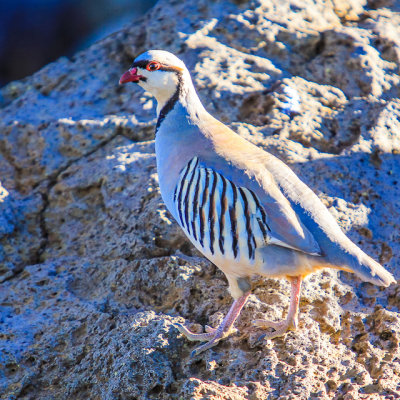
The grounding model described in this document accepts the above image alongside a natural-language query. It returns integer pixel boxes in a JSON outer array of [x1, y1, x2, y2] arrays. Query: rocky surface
[[1, 0, 400, 399]]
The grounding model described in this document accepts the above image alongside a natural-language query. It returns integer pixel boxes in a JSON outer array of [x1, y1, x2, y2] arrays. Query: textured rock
[[1, 0, 399, 399]]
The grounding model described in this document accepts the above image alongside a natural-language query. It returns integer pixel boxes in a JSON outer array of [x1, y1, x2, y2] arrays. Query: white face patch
[[137, 68, 180, 111], [129, 50, 192, 114]]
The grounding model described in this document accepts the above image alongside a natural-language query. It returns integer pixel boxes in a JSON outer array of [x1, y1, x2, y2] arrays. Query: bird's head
[[119, 50, 189, 111]]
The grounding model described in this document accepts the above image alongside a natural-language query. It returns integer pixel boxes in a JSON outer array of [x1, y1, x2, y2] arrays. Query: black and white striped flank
[[174, 157, 272, 262]]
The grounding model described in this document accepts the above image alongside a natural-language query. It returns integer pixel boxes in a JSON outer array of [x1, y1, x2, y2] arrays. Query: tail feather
[[352, 253, 395, 287], [334, 240, 396, 287]]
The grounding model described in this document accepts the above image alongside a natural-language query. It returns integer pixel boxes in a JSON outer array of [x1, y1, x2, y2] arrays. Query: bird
[[119, 50, 396, 356]]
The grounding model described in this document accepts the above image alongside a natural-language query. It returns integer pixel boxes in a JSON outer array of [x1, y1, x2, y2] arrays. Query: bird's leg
[[253, 276, 302, 339], [175, 291, 250, 356]]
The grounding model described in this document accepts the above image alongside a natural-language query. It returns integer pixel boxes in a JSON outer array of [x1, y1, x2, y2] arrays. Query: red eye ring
[[146, 61, 160, 71]]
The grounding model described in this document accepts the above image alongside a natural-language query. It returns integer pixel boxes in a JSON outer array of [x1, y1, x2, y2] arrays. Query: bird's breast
[[155, 104, 210, 215]]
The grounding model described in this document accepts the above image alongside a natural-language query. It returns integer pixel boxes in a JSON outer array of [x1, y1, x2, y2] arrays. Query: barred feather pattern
[[174, 157, 273, 264]]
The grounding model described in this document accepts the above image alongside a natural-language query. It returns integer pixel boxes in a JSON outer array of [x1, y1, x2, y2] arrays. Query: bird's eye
[[146, 62, 160, 71]]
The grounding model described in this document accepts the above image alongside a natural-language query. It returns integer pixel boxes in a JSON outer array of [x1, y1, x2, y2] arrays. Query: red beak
[[119, 67, 143, 84]]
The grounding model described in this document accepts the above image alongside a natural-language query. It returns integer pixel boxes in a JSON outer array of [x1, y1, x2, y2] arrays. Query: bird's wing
[[174, 154, 321, 263], [193, 117, 322, 257]]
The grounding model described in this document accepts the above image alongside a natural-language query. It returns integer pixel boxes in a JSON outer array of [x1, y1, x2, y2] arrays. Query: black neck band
[[156, 74, 183, 134]]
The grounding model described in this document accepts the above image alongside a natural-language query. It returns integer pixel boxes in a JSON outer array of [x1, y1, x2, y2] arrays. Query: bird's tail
[[333, 238, 396, 287]]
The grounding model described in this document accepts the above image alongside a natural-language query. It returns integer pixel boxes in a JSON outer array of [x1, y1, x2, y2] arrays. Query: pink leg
[[175, 291, 250, 357], [252, 276, 302, 339]]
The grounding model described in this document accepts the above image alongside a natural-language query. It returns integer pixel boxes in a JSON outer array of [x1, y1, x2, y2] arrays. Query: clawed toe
[[174, 323, 215, 342], [252, 318, 297, 342], [173, 323, 227, 356], [190, 336, 223, 357], [205, 325, 217, 333], [252, 318, 285, 330], [174, 322, 232, 356]]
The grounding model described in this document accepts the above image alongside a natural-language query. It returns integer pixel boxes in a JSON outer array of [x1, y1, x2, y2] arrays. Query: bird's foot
[[174, 323, 217, 341], [174, 292, 250, 357], [253, 276, 302, 342], [252, 317, 297, 341], [174, 323, 234, 357]]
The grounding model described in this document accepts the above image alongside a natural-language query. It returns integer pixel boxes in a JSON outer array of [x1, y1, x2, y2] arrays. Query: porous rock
[[1, 0, 399, 399]]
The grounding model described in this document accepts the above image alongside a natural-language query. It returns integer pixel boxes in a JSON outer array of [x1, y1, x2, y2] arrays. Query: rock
[[1, 0, 399, 399]]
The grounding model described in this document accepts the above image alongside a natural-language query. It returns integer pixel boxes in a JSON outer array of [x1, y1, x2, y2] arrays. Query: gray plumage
[[120, 50, 395, 355]]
